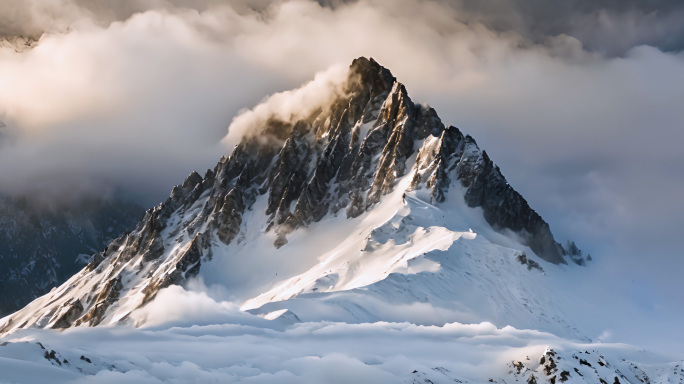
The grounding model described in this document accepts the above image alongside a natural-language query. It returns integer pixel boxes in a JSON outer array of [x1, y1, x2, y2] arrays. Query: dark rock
[[214, 189, 245, 245], [51, 299, 84, 329], [460, 150, 564, 264], [182, 171, 203, 190], [141, 233, 207, 304], [560, 370, 570, 382], [44, 350, 61, 366], [76, 275, 123, 326]]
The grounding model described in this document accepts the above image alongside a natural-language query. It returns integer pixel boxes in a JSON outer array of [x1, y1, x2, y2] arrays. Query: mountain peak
[[348, 56, 396, 93], [0, 58, 566, 336]]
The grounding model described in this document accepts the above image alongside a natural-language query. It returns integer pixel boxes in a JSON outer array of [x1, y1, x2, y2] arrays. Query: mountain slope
[[0, 57, 573, 337]]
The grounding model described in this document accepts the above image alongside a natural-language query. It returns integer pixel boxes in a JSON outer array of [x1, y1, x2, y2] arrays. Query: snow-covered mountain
[[0, 57, 679, 383], [0, 195, 142, 317]]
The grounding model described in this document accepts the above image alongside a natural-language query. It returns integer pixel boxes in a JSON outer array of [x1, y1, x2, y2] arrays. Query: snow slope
[[244, 186, 585, 341]]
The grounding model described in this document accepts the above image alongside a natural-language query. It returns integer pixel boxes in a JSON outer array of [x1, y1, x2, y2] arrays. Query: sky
[[0, 0, 682, 311]]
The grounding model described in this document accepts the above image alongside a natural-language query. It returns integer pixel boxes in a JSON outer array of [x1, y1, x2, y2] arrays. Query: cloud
[[0, 5, 294, 206], [221, 63, 349, 147], [407, 0, 684, 55], [128, 283, 279, 329], [4, 1, 684, 54], [11, 317, 673, 383]]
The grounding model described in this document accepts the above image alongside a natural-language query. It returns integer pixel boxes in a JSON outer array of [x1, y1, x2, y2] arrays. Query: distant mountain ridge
[[0, 195, 142, 316]]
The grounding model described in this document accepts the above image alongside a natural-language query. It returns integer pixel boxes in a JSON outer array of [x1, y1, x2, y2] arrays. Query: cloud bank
[[0, 0, 682, 310]]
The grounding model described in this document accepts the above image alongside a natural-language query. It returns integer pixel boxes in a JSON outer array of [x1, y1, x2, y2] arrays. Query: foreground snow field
[[1, 319, 682, 383]]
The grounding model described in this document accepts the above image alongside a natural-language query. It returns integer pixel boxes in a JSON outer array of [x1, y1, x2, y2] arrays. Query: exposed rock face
[[50, 299, 84, 329], [0, 57, 566, 335], [75, 276, 123, 327], [411, 127, 564, 263]]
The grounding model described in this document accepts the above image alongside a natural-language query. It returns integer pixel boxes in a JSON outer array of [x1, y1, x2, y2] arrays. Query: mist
[[0, 0, 682, 345]]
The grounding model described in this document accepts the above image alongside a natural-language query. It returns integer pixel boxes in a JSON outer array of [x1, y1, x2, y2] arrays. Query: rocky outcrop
[[141, 232, 209, 305], [411, 126, 564, 263], [504, 348, 665, 384], [50, 299, 84, 329], [460, 148, 564, 264], [75, 275, 123, 327]]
